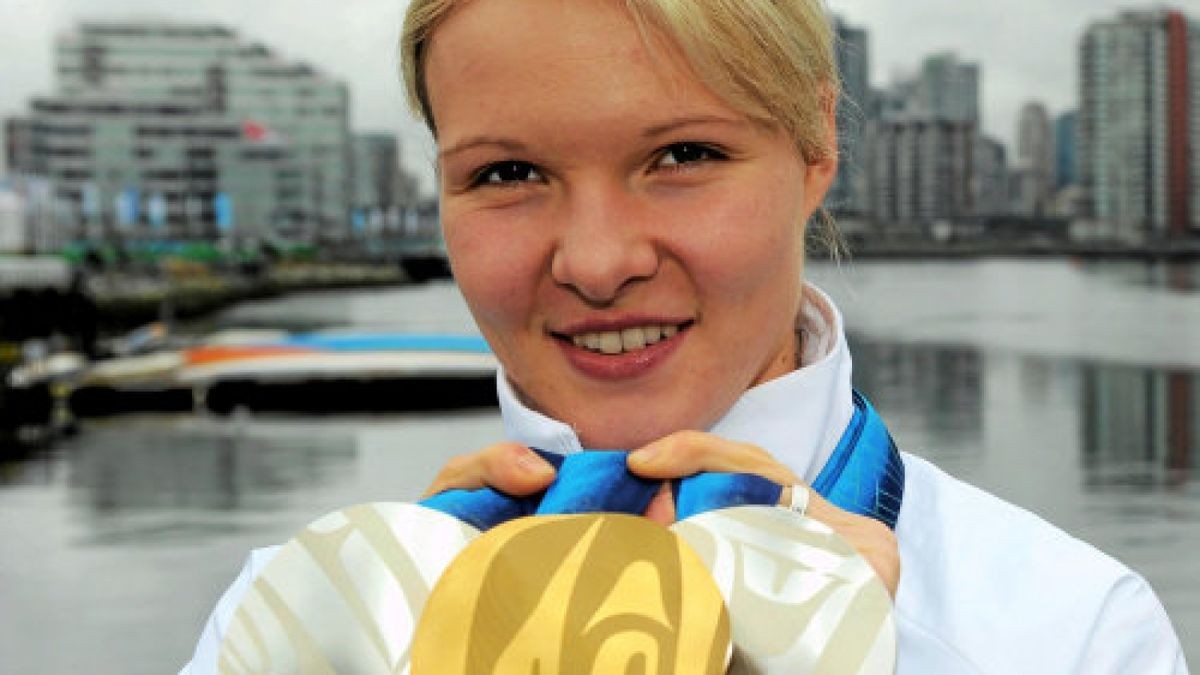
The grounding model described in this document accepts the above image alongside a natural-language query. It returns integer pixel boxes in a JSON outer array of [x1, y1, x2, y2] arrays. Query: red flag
[[242, 119, 281, 144]]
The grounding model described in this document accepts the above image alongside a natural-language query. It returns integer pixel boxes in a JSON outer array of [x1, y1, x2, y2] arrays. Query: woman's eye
[[657, 143, 726, 168], [474, 161, 542, 186]]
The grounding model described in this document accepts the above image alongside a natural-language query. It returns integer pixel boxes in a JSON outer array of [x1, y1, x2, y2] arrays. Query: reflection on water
[[1, 416, 358, 552], [850, 335, 1197, 494], [813, 260, 1200, 368], [64, 419, 356, 514], [1082, 260, 1200, 294], [1, 263, 1197, 672], [0, 412, 502, 675], [1082, 364, 1197, 488], [849, 337, 983, 471]]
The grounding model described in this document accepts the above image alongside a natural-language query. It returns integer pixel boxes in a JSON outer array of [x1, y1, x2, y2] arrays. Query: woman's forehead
[[424, 0, 738, 142], [431, 0, 643, 56]]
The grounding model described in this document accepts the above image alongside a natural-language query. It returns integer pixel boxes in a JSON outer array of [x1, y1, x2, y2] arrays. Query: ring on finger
[[783, 484, 810, 517]]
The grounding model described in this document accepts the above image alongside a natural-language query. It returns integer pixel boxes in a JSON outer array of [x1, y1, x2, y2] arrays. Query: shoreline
[[840, 239, 1200, 261], [89, 262, 416, 332]]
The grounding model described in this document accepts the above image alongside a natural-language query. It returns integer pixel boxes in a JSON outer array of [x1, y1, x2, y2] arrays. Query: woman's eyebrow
[[438, 116, 745, 160], [439, 136, 529, 161], [642, 114, 747, 138]]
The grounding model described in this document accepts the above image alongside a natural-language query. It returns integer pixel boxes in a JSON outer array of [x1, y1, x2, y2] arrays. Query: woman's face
[[425, 0, 836, 449]]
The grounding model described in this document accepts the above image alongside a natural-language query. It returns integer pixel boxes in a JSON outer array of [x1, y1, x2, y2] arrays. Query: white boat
[[71, 331, 498, 416]]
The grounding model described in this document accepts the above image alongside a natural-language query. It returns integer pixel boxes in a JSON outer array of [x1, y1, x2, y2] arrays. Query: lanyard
[[422, 391, 904, 530], [812, 390, 905, 529]]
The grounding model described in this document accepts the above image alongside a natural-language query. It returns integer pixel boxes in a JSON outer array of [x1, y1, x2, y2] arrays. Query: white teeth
[[621, 327, 646, 351], [570, 324, 682, 355], [600, 332, 623, 354]]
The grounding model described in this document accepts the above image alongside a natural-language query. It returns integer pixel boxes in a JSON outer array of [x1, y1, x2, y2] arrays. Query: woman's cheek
[[445, 211, 543, 330], [685, 198, 801, 298]]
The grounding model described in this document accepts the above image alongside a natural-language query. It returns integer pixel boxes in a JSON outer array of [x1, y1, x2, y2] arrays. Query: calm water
[[1, 260, 1197, 673]]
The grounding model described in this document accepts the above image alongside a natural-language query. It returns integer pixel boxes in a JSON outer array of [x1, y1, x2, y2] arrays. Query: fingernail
[[518, 452, 554, 476], [630, 445, 658, 464]]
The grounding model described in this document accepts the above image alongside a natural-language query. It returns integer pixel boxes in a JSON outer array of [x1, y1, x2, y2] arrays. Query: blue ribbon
[[420, 391, 904, 530], [673, 472, 783, 521], [812, 391, 905, 529], [420, 450, 563, 531], [535, 451, 661, 515]]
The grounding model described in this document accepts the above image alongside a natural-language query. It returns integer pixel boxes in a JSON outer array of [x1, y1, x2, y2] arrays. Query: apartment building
[[5, 21, 351, 243], [1078, 9, 1198, 240]]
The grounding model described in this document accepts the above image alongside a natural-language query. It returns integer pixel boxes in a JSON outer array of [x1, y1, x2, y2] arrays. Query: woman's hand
[[628, 431, 900, 598], [421, 442, 558, 499], [419, 434, 900, 598]]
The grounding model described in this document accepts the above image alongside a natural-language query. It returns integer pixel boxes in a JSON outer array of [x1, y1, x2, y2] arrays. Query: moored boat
[[69, 331, 498, 417]]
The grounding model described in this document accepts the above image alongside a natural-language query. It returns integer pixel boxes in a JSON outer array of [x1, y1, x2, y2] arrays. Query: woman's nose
[[550, 186, 659, 304]]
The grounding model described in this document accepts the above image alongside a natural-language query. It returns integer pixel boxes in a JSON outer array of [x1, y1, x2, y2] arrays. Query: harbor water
[[0, 259, 1197, 673]]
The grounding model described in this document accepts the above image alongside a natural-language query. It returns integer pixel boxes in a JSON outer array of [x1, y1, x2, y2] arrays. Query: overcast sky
[[0, 0, 1181, 195]]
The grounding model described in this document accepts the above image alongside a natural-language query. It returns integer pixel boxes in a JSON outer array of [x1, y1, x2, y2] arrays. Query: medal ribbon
[[421, 391, 904, 529]]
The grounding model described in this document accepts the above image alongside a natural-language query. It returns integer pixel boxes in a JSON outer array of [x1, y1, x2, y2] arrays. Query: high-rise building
[[1078, 9, 1198, 240], [3, 119, 37, 177], [4, 21, 352, 243], [828, 16, 870, 217], [866, 116, 976, 227], [1055, 111, 1078, 189], [350, 132, 424, 237], [0, 175, 73, 254], [352, 134, 403, 212], [974, 135, 1010, 218], [872, 79, 916, 119], [914, 52, 981, 125], [1014, 101, 1055, 216], [866, 51, 983, 228]]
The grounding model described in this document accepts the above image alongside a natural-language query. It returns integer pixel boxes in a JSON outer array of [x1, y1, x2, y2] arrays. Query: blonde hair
[[400, 0, 839, 163]]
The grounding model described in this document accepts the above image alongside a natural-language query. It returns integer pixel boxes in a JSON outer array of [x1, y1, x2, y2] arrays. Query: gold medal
[[412, 514, 730, 674]]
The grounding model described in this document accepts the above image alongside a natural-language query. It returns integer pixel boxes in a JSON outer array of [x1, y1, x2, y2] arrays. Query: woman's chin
[[517, 376, 735, 450], [566, 410, 714, 451]]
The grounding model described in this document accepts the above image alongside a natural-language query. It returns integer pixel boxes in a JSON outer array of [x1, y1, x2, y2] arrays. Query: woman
[[184, 0, 1187, 671]]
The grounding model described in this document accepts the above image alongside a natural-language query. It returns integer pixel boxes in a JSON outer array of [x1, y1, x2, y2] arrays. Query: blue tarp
[[282, 333, 492, 353]]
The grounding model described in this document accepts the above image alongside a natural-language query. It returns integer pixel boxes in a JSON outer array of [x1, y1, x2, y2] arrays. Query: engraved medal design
[[217, 503, 895, 674], [672, 506, 896, 674], [412, 514, 731, 674], [216, 503, 478, 674]]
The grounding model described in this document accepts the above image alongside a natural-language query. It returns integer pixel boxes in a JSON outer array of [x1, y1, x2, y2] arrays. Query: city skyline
[[0, 0, 1185, 195]]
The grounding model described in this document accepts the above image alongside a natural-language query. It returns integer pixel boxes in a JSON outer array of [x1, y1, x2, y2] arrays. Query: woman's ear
[[801, 86, 840, 215]]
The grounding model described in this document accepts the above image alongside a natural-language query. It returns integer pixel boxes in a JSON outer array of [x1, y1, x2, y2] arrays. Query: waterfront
[[0, 259, 1197, 673]]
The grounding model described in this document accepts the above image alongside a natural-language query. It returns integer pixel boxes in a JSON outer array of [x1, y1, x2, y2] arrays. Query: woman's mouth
[[551, 320, 692, 380], [567, 323, 683, 355]]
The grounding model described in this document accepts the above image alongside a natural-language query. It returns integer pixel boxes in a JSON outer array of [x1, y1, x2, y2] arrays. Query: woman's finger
[[627, 430, 801, 487], [628, 431, 900, 597], [420, 442, 556, 498], [801, 487, 901, 597], [629, 431, 797, 525], [642, 483, 675, 526]]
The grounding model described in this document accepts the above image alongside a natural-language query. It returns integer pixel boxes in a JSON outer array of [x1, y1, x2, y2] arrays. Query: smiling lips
[[570, 324, 682, 355], [552, 319, 692, 380]]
